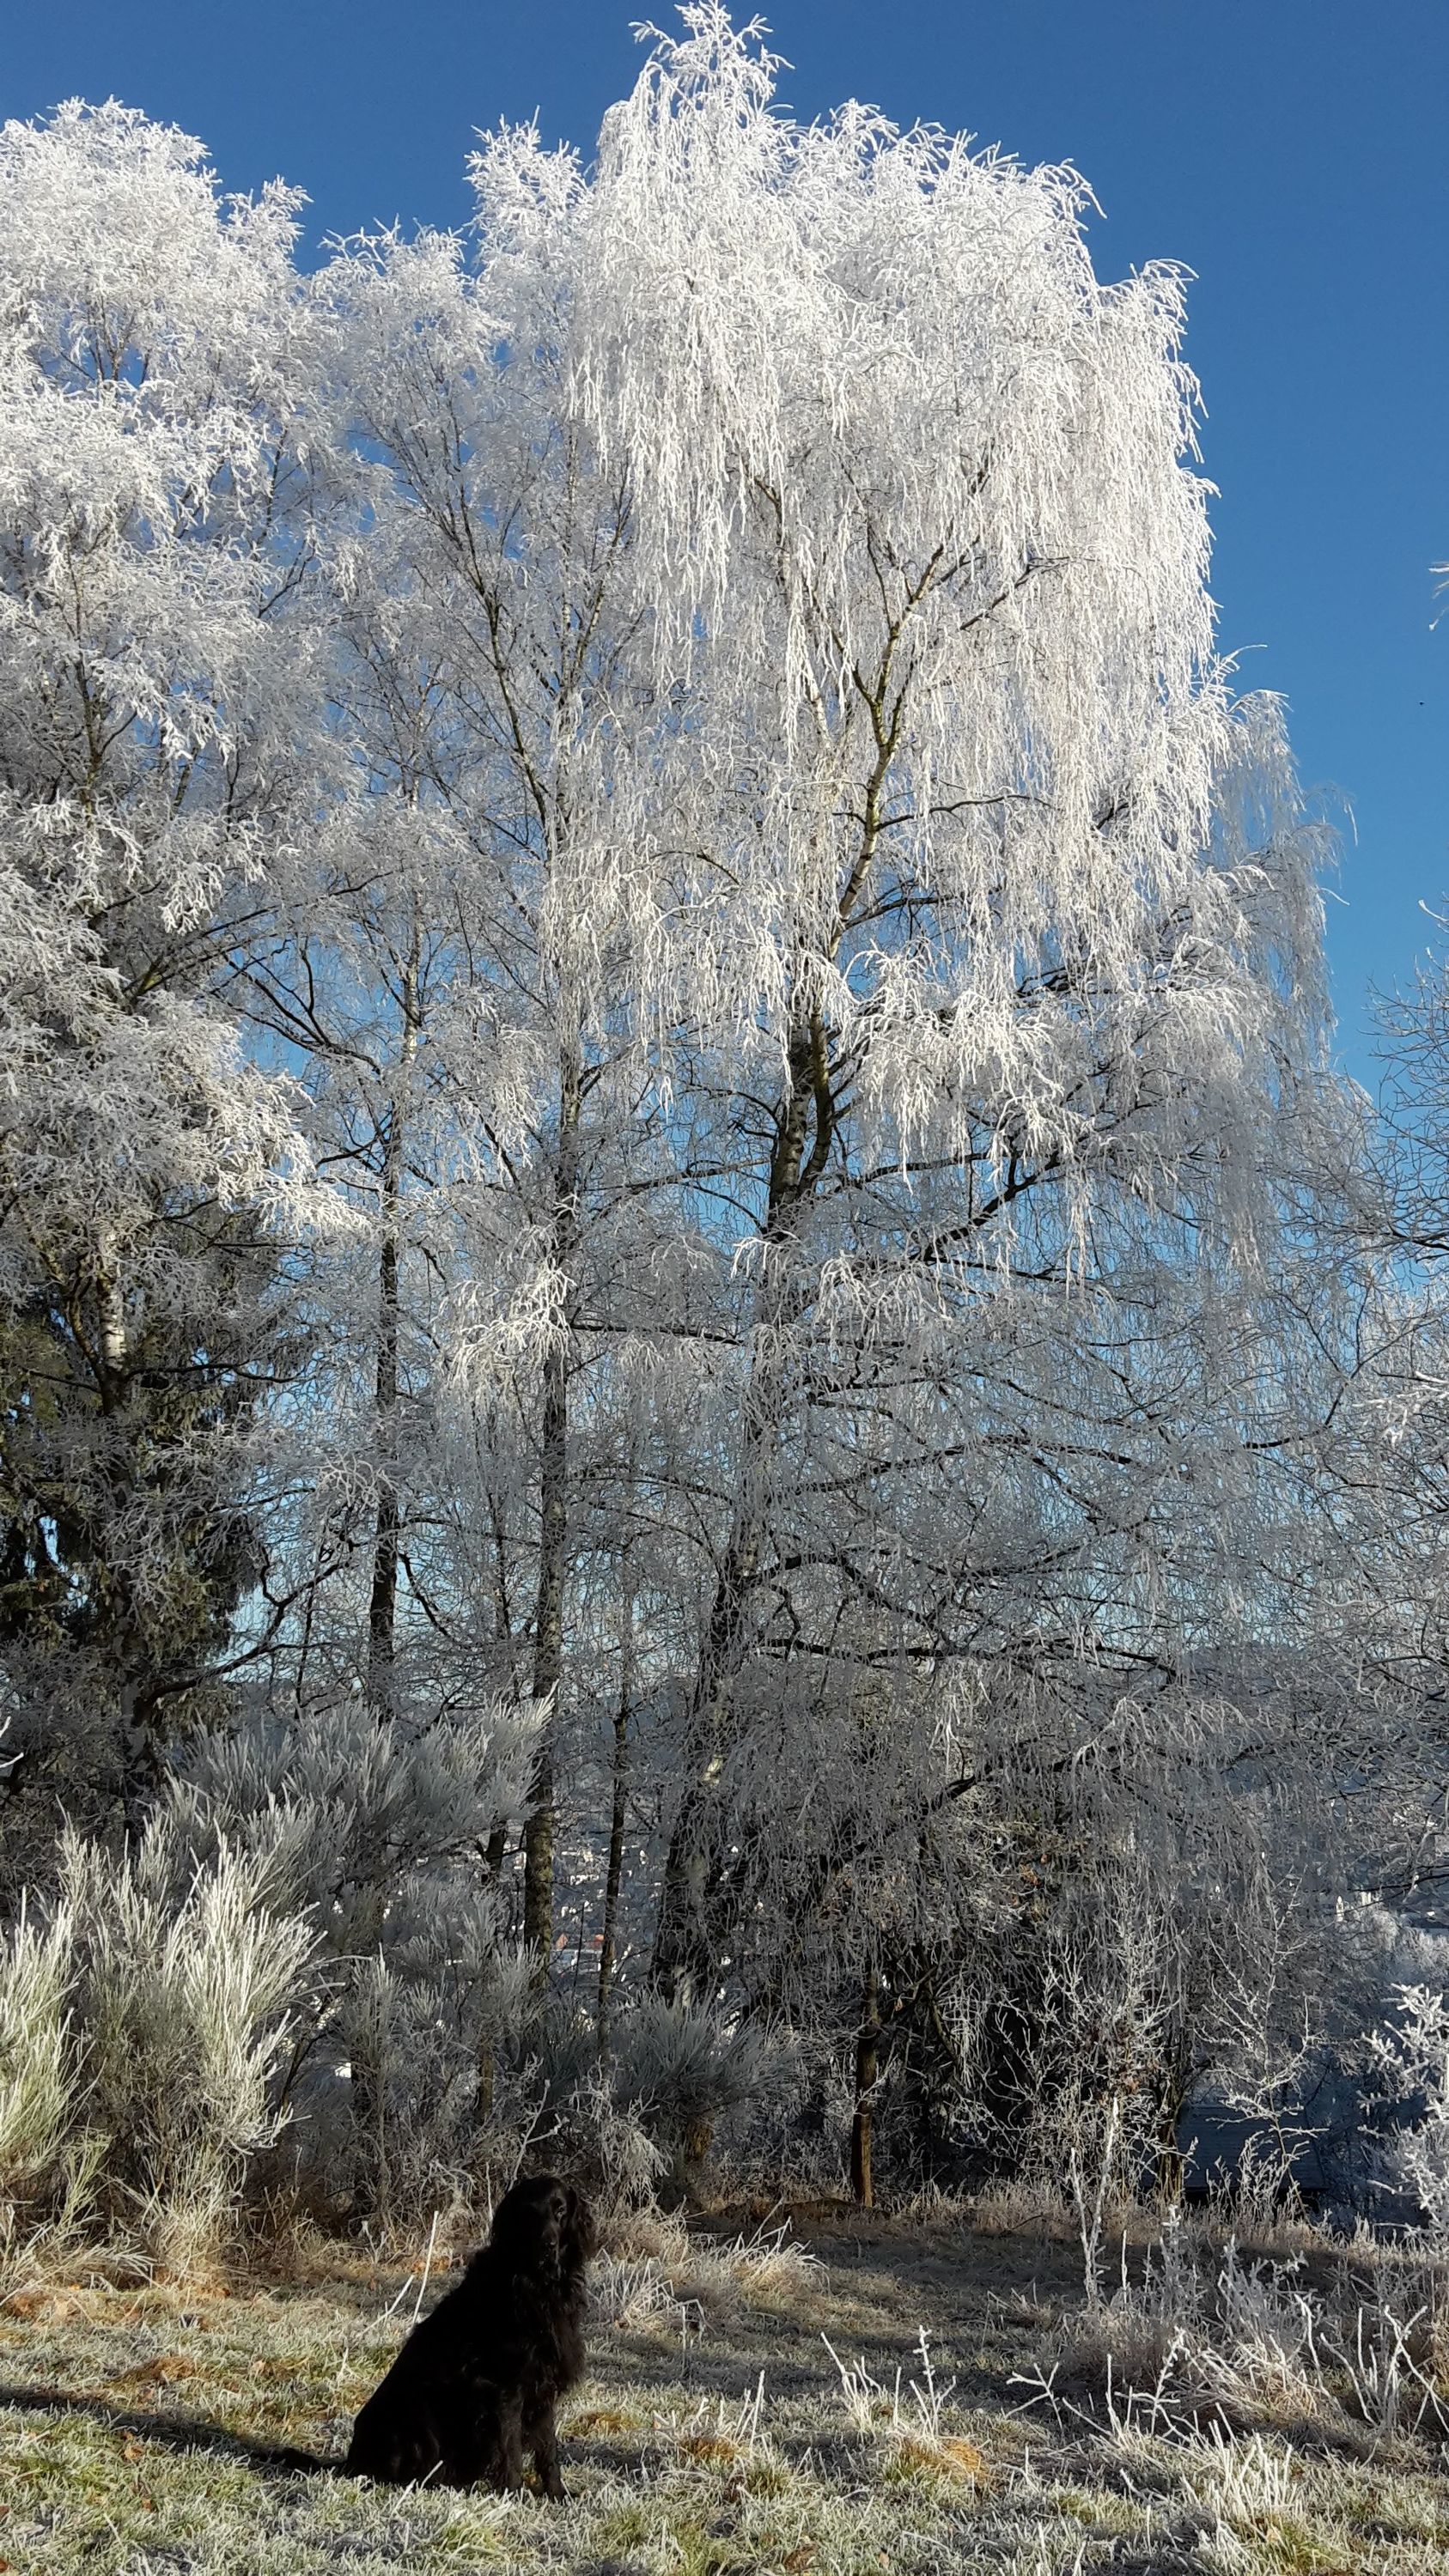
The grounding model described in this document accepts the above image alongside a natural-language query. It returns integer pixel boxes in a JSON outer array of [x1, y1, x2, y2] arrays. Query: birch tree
[[317, 192, 709, 1963], [544, 9, 1332, 1991], [297, 9, 1347, 2005]]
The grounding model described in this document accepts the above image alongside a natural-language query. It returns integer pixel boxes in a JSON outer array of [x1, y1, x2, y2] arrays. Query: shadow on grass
[[0, 2381, 334, 2477], [0, 2388, 649, 2495]]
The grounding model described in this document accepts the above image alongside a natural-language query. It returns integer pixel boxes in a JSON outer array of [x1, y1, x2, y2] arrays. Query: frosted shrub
[[167, 1698, 537, 2216], [62, 1826, 319, 2266], [1368, 1983, 1449, 2234], [0, 1893, 81, 2208], [332, 1938, 533, 2226], [544, 2064, 666, 2229], [169, 1697, 537, 1955], [1049, 2202, 1204, 2390], [612, 1996, 780, 2198], [0, 1820, 320, 2268], [999, 1878, 1173, 2234], [1204, 2239, 1321, 2403], [590, 2247, 697, 2336]]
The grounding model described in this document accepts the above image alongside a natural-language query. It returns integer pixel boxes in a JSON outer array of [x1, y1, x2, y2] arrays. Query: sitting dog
[[344, 2172, 595, 2497]]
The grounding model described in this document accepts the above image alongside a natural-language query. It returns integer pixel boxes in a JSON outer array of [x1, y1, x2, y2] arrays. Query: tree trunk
[[367, 934, 420, 1716], [653, 1006, 831, 2000], [651, 1510, 764, 2001], [651, 675, 895, 2002], [1154, 2045, 1192, 2204], [95, 1244, 128, 1397], [89, 1237, 159, 1824], [366, 1230, 401, 1707], [522, 1036, 581, 1964], [598, 1589, 634, 2063], [850, 1958, 881, 2208]]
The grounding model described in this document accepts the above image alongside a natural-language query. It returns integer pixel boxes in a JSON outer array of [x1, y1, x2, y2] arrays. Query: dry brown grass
[[0, 2203, 1446, 2571]]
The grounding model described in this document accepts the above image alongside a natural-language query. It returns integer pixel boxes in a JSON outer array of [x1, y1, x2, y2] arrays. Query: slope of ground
[[2, 2209, 1447, 2573]]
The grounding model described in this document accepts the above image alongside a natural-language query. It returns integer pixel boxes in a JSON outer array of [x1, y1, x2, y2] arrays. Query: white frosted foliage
[[0, 20, 1404, 2232]]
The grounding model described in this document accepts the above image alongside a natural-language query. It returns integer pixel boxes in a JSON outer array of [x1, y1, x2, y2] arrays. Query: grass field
[[3, 2205, 1448, 2573]]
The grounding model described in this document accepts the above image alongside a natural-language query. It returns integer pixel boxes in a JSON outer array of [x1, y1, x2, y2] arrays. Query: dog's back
[[345, 2257, 508, 2494]]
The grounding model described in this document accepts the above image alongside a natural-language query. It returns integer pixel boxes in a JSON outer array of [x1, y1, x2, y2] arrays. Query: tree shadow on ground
[[0, 2382, 333, 2476]]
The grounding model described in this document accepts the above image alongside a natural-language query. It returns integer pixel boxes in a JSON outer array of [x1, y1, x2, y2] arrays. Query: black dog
[[344, 2172, 595, 2498]]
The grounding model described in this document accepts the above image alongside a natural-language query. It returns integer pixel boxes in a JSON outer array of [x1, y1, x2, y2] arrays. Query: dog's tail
[[255, 2442, 332, 2476]]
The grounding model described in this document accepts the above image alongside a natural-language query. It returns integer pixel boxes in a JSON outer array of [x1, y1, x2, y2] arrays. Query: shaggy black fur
[[344, 2172, 596, 2498]]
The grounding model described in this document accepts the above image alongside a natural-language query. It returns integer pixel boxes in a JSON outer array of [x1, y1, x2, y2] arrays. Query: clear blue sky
[[7, 3, 1446, 1084]]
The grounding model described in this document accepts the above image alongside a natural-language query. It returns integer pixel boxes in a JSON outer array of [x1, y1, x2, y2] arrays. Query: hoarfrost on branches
[[0, 12, 1436, 2232]]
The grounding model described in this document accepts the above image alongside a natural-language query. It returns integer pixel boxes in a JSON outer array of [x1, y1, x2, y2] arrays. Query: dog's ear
[[490, 2179, 545, 2260]]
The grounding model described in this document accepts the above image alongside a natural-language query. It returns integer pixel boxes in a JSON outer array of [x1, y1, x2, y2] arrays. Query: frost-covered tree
[[289, 13, 1342, 2008], [0, 18, 1401, 2232], [539, 9, 1333, 1991], [309, 184, 723, 1962], [0, 103, 323, 1807]]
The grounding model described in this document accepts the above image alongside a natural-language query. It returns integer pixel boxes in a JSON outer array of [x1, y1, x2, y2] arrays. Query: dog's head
[[490, 2172, 597, 2277]]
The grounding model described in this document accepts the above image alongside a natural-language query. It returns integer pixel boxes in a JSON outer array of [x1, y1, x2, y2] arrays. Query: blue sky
[[7, 3, 1446, 1084]]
